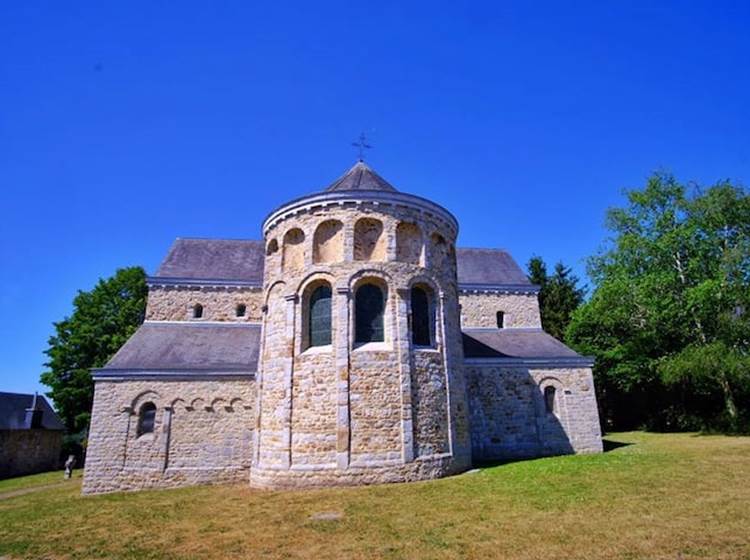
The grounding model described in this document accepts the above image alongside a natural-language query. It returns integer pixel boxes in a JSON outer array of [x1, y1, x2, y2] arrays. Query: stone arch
[[299, 276, 334, 350], [535, 377, 566, 419], [266, 238, 279, 256], [229, 397, 245, 411], [188, 397, 205, 411], [282, 228, 305, 273], [396, 222, 423, 265], [313, 220, 344, 264], [409, 280, 437, 347], [129, 390, 161, 412], [430, 232, 450, 270], [210, 397, 227, 410], [170, 397, 187, 410], [353, 276, 389, 344], [354, 217, 386, 262]]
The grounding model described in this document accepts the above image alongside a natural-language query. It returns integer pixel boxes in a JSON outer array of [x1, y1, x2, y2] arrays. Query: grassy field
[[0, 432, 748, 560]]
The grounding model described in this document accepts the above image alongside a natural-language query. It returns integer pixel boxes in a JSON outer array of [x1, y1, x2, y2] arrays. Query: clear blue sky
[[1, 1, 749, 396]]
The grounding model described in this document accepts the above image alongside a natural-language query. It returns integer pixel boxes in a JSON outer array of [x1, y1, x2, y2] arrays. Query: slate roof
[[462, 329, 583, 360], [99, 322, 261, 374], [324, 161, 398, 192], [0, 392, 65, 430], [155, 238, 265, 283], [152, 239, 530, 288], [456, 248, 531, 286]]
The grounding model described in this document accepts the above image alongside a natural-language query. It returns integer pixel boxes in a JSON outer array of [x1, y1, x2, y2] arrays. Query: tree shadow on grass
[[602, 439, 633, 452]]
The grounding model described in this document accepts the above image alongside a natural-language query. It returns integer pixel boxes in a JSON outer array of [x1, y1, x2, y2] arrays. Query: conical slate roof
[[324, 161, 398, 192]]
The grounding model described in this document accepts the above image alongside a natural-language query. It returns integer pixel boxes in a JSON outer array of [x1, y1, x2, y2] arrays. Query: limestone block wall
[[145, 286, 263, 322], [459, 292, 542, 328], [252, 196, 472, 489], [0, 430, 62, 479], [83, 378, 255, 494], [466, 364, 602, 461]]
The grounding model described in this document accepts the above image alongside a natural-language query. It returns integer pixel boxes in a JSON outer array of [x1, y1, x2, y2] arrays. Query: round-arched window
[[355, 283, 385, 343], [544, 386, 556, 414], [308, 284, 332, 347], [137, 402, 157, 437], [411, 286, 433, 346]]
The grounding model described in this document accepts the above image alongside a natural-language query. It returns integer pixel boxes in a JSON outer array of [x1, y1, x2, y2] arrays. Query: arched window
[[308, 285, 332, 347], [193, 304, 203, 319], [544, 386, 556, 414], [496, 311, 505, 328], [137, 402, 157, 437], [355, 283, 385, 343], [236, 304, 247, 317], [411, 286, 433, 346]]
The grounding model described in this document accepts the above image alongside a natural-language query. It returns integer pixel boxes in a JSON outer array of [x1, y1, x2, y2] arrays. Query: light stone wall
[[466, 364, 602, 460], [83, 378, 255, 494], [146, 286, 263, 322], [252, 199, 472, 489], [459, 292, 542, 328]]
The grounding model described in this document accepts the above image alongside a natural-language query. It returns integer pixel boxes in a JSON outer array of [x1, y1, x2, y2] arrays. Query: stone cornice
[[92, 368, 256, 381], [458, 283, 541, 295], [463, 356, 595, 367], [262, 190, 459, 237], [147, 276, 262, 289]]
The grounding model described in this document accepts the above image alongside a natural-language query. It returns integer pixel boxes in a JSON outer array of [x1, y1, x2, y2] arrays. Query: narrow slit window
[[137, 402, 157, 436], [236, 304, 247, 317], [193, 304, 204, 319], [308, 285, 332, 347], [355, 283, 385, 343], [411, 286, 433, 346], [496, 311, 505, 328], [544, 386, 556, 414]]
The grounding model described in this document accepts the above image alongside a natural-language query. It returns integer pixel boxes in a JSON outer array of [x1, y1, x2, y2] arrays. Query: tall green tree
[[41, 267, 147, 433], [527, 256, 586, 340], [567, 173, 750, 431]]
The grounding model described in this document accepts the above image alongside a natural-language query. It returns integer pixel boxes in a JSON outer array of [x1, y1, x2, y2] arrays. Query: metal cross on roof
[[351, 133, 372, 161]]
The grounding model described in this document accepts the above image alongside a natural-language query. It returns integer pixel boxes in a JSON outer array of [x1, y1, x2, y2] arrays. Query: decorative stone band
[[146, 276, 262, 289], [91, 369, 256, 381], [459, 283, 541, 295], [463, 356, 595, 367], [262, 190, 459, 238]]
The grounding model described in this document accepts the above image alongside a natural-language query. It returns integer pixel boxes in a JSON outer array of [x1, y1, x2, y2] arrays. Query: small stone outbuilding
[[0, 392, 64, 479], [83, 161, 603, 494]]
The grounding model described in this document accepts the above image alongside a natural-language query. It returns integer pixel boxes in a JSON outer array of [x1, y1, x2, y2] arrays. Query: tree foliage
[[527, 256, 586, 340], [41, 267, 147, 433], [567, 173, 750, 431]]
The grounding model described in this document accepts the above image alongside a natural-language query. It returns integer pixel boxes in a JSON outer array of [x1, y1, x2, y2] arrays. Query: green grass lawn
[[0, 432, 748, 560]]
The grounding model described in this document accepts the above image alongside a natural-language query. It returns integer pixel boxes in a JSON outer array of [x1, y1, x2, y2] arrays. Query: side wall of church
[[82, 378, 255, 494], [465, 364, 602, 460], [145, 286, 264, 322], [459, 292, 542, 328]]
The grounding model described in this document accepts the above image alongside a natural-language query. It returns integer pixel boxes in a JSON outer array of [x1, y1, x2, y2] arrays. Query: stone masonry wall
[[459, 292, 542, 328], [146, 286, 263, 322], [83, 378, 255, 494], [466, 364, 602, 461], [0, 430, 62, 479]]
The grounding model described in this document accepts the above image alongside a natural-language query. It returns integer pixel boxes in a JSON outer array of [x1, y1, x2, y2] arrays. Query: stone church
[[83, 161, 602, 494]]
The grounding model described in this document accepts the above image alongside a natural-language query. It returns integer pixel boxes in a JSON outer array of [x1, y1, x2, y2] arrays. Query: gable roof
[[324, 161, 398, 193], [98, 322, 261, 374], [456, 248, 531, 286], [0, 392, 65, 431], [155, 238, 265, 283], [462, 329, 582, 360], [151, 239, 530, 288]]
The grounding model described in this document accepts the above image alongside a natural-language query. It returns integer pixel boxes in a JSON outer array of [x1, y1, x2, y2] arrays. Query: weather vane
[[352, 132, 372, 161]]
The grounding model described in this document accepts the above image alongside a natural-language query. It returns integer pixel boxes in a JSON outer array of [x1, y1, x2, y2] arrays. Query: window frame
[[496, 311, 505, 329], [137, 402, 157, 437], [192, 303, 204, 319], [307, 284, 333, 348], [410, 285, 435, 347], [544, 385, 556, 414], [354, 282, 386, 344]]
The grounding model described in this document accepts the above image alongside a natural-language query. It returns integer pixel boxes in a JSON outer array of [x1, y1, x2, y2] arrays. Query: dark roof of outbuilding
[[462, 329, 582, 360], [155, 238, 265, 283], [0, 392, 65, 431], [324, 161, 398, 192], [100, 322, 261, 374], [456, 248, 531, 286]]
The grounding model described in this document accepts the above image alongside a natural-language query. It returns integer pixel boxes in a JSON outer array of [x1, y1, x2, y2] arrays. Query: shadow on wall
[[468, 367, 576, 462]]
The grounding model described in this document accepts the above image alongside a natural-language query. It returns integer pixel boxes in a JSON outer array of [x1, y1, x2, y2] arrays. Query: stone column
[[281, 294, 298, 469], [395, 287, 415, 463], [437, 291, 455, 456], [334, 286, 351, 469], [161, 406, 173, 473]]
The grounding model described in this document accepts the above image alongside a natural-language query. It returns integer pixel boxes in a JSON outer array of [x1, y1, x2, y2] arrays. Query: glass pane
[[138, 403, 156, 436], [355, 284, 384, 343], [411, 287, 431, 346], [309, 285, 332, 346], [544, 386, 556, 414]]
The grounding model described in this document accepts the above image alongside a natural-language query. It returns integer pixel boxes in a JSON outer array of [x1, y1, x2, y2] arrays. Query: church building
[[83, 161, 602, 494]]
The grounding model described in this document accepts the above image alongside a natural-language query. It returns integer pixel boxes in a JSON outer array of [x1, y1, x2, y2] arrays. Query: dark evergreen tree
[[527, 256, 585, 340]]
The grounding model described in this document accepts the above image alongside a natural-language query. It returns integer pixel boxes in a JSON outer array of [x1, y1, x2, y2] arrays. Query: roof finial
[[351, 132, 372, 162]]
